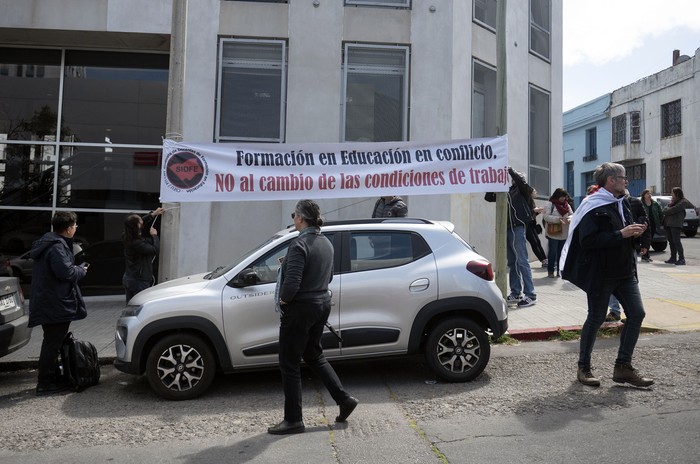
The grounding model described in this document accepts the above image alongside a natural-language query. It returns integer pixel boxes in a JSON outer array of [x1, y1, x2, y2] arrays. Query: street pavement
[[2, 250, 699, 369]]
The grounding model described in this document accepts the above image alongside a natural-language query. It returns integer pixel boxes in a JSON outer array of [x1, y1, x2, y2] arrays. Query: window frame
[[344, 0, 411, 8], [661, 99, 681, 138], [472, 59, 497, 138], [529, 0, 551, 61], [473, 0, 497, 31], [340, 43, 410, 142], [215, 38, 287, 143], [584, 127, 597, 161], [528, 84, 551, 197], [630, 111, 641, 143], [611, 114, 626, 147]]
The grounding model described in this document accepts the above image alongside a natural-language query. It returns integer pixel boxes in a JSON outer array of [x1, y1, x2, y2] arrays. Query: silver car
[[114, 219, 508, 400], [0, 276, 32, 358]]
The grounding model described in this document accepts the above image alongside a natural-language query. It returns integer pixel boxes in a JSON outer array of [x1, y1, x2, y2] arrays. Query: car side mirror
[[231, 268, 259, 288]]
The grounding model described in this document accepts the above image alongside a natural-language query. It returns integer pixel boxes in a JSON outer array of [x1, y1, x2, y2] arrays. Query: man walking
[[560, 162, 654, 387]]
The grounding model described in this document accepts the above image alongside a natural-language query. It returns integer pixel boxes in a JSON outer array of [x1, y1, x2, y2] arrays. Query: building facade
[[0, 0, 563, 291]]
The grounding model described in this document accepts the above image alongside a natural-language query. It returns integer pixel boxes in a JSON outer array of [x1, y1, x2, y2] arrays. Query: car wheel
[[424, 317, 490, 382], [651, 241, 667, 252], [683, 228, 697, 238], [146, 333, 217, 400]]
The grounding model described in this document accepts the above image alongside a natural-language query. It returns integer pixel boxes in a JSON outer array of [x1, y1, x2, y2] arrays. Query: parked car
[[0, 276, 32, 358], [114, 218, 508, 400], [653, 195, 699, 238]]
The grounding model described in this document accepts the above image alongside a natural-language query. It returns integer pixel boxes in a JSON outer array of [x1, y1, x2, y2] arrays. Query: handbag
[[546, 221, 562, 235]]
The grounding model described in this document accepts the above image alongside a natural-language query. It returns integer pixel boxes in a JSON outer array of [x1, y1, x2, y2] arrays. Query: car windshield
[[206, 232, 287, 279]]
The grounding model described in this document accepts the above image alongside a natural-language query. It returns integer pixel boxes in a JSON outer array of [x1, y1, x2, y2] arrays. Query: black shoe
[[664, 258, 677, 264], [675, 259, 686, 266], [613, 363, 654, 387], [577, 367, 601, 387], [336, 396, 359, 422], [605, 312, 621, 322], [36, 382, 71, 396], [267, 420, 305, 435]]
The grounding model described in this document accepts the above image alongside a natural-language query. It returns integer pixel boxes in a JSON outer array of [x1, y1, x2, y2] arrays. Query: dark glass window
[[0, 48, 62, 141], [61, 51, 168, 145], [0, 142, 56, 207], [661, 99, 681, 138], [0, 209, 52, 255], [57, 146, 161, 210]]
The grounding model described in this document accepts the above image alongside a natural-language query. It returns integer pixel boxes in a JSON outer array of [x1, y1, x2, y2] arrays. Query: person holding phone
[[28, 211, 88, 395], [122, 207, 164, 303]]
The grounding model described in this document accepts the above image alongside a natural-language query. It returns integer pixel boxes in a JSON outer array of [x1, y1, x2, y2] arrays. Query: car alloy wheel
[[145, 333, 216, 400], [425, 317, 490, 382]]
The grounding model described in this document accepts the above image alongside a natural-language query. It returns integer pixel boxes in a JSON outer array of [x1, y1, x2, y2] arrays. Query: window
[[474, 0, 497, 29], [584, 127, 597, 161], [345, 0, 411, 7], [342, 44, 409, 142], [349, 232, 418, 273], [528, 85, 550, 197], [472, 60, 497, 138], [216, 39, 287, 142], [630, 111, 641, 142], [661, 157, 681, 193], [661, 99, 681, 138], [612, 114, 626, 147], [529, 0, 550, 60]]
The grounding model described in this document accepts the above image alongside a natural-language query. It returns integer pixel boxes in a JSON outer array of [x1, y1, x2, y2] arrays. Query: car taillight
[[467, 259, 494, 281]]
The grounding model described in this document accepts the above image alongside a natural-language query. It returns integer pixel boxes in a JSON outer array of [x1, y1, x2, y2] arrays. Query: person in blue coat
[[29, 211, 88, 396]]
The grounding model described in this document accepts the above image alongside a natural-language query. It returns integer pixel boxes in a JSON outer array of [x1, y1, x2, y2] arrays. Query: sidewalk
[[2, 256, 699, 370]]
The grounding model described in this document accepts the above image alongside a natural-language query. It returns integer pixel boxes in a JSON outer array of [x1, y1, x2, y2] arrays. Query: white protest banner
[[160, 136, 510, 202]]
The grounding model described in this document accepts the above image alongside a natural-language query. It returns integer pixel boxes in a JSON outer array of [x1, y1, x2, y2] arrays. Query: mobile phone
[[635, 216, 648, 225], [82, 262, 90, 269]]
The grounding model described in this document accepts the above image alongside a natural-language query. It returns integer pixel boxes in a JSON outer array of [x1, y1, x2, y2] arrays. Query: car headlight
[[121, 305, 143, 317]]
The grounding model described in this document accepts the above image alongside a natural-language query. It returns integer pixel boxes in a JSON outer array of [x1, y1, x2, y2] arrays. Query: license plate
[[0, 294, 15, 311]]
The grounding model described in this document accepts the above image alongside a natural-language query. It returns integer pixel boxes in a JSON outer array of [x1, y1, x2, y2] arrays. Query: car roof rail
[[323, 218, 433, 226]]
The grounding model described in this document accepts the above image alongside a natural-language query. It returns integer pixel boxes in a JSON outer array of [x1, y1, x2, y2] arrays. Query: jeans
[[507, 225, 536, 299], [278, 300, 350, 422], [667, 226, 684, 260], [578, 277, 645, 367], [526, 222, 547, 262], [38, 321, 71, 385], [546, 238, 565, 275], [609, 295, 621, 315]]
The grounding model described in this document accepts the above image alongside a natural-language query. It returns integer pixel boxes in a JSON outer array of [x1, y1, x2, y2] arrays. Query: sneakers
[[541, 259, 548, 268], [517, 296, 537, 308], [577, 367, 601, 387], [506, 294, 521, 305], [675, 259, 686, 265], [664, 258, 677, 264], [613, 363, 654, 387], [547, 273, 556, 278], [605, 311, 621, 322]]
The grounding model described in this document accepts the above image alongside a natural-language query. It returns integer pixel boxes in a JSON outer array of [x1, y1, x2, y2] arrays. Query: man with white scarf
[[559, 162, 654, 388]]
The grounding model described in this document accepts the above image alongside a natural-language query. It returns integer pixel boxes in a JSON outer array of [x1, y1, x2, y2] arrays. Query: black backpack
[[59, 332, 101, 391]]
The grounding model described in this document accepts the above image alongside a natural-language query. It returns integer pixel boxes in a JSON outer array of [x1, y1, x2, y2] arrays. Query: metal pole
[[494, 0, 508, 296]]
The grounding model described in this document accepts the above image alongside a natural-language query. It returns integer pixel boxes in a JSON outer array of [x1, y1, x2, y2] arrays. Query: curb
[[506, 322, 663, 342]]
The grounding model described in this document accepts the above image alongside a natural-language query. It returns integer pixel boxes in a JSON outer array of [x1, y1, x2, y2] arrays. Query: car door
[[221, 233, 341, 368], [336, 231, 437, 357]]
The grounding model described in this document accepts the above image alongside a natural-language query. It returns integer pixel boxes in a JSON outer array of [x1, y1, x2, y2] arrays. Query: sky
[[563, 0, 700, 111]]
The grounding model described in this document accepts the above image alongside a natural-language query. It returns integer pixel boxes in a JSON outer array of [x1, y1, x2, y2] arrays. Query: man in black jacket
[[29, 211, 88, 396], [560, 163, 653, 388], [371, 196, 408, 218]]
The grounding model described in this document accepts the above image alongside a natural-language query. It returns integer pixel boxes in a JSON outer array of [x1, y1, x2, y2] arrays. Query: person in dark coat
[[268, 199, 358, 435], [371, 196, 408, 218], [560, 163, 653, 388], [662, 187, 693, 266], [122, 207, 164, 302], [29, 211, 88, 396]]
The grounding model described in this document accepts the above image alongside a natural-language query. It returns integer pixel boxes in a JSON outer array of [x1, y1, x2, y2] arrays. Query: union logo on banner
[[163, 148, 209, 193]]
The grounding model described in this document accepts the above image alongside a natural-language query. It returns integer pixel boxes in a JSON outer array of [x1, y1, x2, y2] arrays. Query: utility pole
[[159, 0, 187, 282], [494, 0, 508, 296]]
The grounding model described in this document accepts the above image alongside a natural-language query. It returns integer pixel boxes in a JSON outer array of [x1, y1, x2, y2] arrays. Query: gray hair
[[594, 162, 624, 187]]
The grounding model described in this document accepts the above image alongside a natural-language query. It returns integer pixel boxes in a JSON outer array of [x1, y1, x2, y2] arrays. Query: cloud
[[564, 0, 700, 67]]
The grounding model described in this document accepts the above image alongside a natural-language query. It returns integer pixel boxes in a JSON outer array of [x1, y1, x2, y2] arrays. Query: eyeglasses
[[291, 212, 296, 219], [615, 176, 628, 181]]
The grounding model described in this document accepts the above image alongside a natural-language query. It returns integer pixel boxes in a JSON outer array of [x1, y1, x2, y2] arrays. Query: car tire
[[146, 333, 217, 401], [424, 317, 490, 382], [683, 228, 697, 238]]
